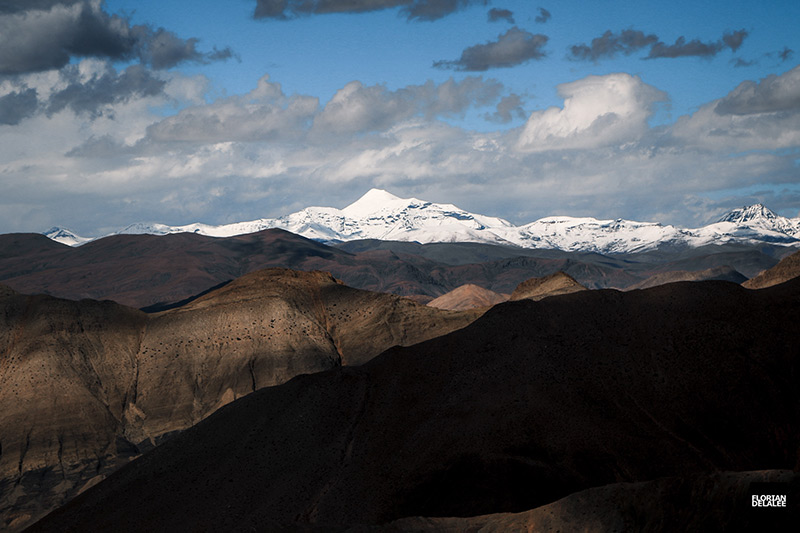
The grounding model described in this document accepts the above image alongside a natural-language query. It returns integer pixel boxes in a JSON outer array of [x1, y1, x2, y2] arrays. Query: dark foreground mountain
[[0, 270, 477, 531], [370, 470, 800, 532], [30, 279, 800, 531], [743, 249, 800, 289], [0, 230, 790, 309]]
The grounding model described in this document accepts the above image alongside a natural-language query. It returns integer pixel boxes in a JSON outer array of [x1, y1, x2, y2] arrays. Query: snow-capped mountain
[[42, 190, 800, 253], [42, 227, 92, 247]]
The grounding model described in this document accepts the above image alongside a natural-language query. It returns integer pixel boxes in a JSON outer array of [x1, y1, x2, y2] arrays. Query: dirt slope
[[427, 284, 507, 310]]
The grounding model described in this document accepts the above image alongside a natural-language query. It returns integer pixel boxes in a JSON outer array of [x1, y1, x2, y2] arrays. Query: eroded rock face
[[0, 269, 478, 531], [27, 278, 800, 532]]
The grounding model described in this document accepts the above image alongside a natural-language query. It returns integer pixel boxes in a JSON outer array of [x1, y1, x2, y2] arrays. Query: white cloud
[[1, 68, 800, 235], [146, 75, 320, 143], [516, 73, 667, 151]]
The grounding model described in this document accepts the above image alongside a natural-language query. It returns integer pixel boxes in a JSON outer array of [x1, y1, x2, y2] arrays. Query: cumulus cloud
[[484, 94, 525, 123], [133, 27, 236, 70], [0, 0, 232, 74], [2, 67, 800, 236], [147, 75, 503, 143], [517, 73, 667, 151], [569, 29, 658, 61], [714, 65, 800, 116], [487, 8, 513, 23], [672, 66, 800, 152], [534, 7, 551, 23], [146, 75, 319, 143], [46, 63, 166, 117], [253, 0, 485, 22], [647, 29, 748, 59], [434, 27, 548, 71], [312, 77, 503, 136]]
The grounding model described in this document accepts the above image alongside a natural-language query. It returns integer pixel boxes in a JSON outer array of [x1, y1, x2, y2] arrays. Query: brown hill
[[29, 278, 800, 531], [743, 249, 800, 289], [626, 265, 747, 290], [427, 284, 507, 310], [0, 269, 478, 531], [509, 271, 586, 301]]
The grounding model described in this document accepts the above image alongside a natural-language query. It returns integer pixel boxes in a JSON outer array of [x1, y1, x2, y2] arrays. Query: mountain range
[[2, 229, 790, 310], [43, 189, 800, 253]]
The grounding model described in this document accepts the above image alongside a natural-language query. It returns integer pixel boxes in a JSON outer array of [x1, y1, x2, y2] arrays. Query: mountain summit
[[40, 190, 800, 253], [341, 188, 404, 217], [718, 204, 778, 224]]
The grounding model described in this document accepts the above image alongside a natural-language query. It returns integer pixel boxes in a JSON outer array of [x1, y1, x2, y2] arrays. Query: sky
[[1, 0, 799, 237]]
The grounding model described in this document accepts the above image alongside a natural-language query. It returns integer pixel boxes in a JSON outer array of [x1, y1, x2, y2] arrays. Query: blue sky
[[1, 0, 799, 235]]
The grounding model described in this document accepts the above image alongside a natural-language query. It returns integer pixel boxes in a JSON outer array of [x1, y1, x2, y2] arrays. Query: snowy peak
[[40, 194, 800, 252], [42, 227, 91, 246], [718, 204, 778, 225], [341, 189, 404, 217]]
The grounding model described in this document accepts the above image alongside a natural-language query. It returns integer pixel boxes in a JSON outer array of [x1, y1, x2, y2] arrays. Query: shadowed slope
[[371, 470, 799, 532], [30, 279, 800, 531], [743, 249, 800, 289], [0, 270, 477, 531]]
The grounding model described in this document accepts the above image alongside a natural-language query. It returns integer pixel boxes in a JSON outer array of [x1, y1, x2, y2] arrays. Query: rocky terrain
[[27, 277, 800, 531], [0, 270, 478, 531]]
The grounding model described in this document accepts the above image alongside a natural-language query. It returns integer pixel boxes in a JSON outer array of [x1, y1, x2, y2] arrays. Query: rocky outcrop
[[0, 269, 478, 531]]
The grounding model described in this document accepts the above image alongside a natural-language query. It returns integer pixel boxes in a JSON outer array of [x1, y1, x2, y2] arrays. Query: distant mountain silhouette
[[29, 278, 800, 531], [0, 230, 787, 309]]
